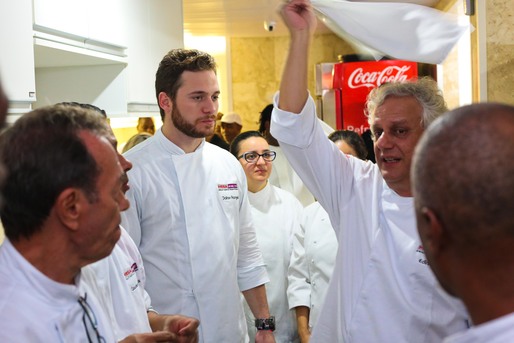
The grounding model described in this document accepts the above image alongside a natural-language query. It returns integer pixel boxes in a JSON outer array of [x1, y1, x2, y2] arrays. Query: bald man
[[412, 103, 514, 342]]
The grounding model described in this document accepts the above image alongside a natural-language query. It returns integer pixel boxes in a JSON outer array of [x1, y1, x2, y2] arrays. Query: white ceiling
[[182, 0, 440, 38]]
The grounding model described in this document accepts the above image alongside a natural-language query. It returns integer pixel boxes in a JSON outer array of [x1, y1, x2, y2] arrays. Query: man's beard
[[171, 105, 214, 138]]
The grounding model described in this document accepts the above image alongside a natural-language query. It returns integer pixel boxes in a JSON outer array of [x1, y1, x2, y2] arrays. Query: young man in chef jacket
[[121, 49, 276, 343]]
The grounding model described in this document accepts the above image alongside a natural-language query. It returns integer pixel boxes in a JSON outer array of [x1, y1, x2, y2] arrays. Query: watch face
[[255, 316, 276, 331]]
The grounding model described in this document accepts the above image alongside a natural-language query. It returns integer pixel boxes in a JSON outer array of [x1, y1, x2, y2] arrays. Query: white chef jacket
[[244, 182, 302, 343], [443, 312, 514, 343], [287, 201, 337, 331], [269, 145, 315, 207], [0, 239, 115, 342], [121, 130, 269, 343], [270, 94, 470, 343], [82, 227, 153, 340]]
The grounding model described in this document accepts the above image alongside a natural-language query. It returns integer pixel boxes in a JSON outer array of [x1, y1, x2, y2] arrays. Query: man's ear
[[55, 188, 82, 232], [158, 92, 172, 113], [421, 207, 447, 255]]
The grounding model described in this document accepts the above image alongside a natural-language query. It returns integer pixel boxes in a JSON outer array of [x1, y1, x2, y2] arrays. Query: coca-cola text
[[347, 66, 412, 89]]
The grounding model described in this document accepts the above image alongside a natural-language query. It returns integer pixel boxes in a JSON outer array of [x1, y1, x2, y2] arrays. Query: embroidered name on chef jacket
[[124, 262, 141, 291], [416, 244, 429, 266], [218, 183, 239, 201]]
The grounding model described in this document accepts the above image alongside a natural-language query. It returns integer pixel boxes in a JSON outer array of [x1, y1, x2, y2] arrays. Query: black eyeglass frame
[[237, 150, 277, 163], [78, 294, 106, 343]]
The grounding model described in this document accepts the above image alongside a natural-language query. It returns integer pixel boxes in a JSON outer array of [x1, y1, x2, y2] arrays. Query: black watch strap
[[255, 316, 275, 331]]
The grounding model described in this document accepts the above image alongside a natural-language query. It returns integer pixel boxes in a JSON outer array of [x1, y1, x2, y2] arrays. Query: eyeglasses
[[238, 151, 276, 163], [78, 294, 106, 343]]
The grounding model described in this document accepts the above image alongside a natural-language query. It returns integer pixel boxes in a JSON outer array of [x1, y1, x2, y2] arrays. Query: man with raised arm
[[270, 1, 469, 342]]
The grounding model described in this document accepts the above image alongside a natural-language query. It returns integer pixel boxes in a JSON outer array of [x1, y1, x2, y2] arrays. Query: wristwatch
[[255, 316, 275, 331]]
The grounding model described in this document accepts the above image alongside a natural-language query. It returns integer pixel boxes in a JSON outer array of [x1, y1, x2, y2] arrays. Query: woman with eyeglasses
[[230, 131, 303, 343]]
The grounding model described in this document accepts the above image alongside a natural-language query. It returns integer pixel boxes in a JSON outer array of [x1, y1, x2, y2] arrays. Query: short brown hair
[[155, 49, 217, 121]]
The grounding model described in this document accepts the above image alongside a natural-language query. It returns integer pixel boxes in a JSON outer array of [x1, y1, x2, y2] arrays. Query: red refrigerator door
[[333, 60, 418, 133]]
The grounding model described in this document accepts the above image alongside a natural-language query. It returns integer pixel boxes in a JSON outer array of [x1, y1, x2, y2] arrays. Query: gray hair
[[366, 77, 447, 129]]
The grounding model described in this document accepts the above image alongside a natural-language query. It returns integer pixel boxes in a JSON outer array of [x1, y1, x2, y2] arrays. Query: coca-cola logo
[[347, 65, 412, 89]]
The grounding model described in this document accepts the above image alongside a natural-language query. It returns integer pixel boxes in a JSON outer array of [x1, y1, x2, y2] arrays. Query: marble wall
[[229, 1, 514, 131], [486, 0, 514, 104], [230, 33, 355, 131], [438, 1, 463, 110], [230, 30, 467, 130]]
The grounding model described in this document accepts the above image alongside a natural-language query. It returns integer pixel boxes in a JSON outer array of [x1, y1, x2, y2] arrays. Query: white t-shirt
[[121, 131, 269, 343], [0, 239, 115, 342], [270, 93, 470, 343], [287, 201, 337, 330], [82, 227, 153, 340], [244, 182, 303, 343]]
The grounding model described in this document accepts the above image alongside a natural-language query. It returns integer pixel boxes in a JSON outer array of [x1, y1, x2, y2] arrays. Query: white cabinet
[[33, 0, 89, 39], [33, 0, 127, 48], [88, 0, 126, 47], [1, 0, 183, 118], [124, 0, 184, 114], [0, 0, 36, 112], [31, 0, 130, 117], [35, 64, 128, 117]]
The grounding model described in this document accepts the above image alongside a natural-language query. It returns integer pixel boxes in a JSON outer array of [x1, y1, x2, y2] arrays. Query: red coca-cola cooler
[[315, 55, 419, 134]]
